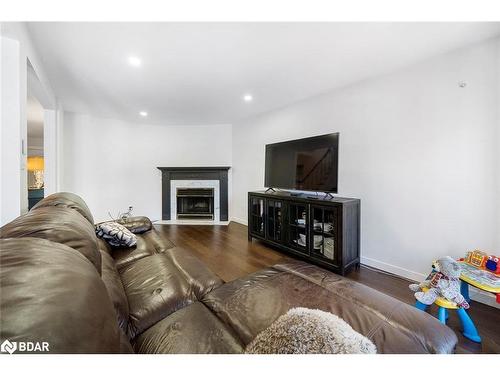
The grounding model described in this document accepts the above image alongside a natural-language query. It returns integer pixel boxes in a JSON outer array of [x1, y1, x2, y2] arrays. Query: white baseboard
[[156, 220, 229, 226], [361, 256, 427, 282], [230, 217, 248, 226]]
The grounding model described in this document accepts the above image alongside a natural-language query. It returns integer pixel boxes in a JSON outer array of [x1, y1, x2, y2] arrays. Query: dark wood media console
[[248, 191, 360, 275]]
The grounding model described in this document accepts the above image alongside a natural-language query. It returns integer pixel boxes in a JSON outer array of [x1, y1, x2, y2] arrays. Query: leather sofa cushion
[[120, 254, 195, 338], [165, 246, 224, 300], [202, 260, 458, 354], [134, 302, 243, 354], [120, 251, 222, 339], [100, 250, 129, 333], [0, 206, 101, 274], [112, 228, 176, 269], [0, 238, 123, 353], [97, 237, 113, 256], [31, 191, 94, 224], [119, 331, 134, 353], [116, 216, 153, 234]]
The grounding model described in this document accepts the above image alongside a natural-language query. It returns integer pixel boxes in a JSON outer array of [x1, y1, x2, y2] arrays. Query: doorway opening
[[27, 94, 45, 209]]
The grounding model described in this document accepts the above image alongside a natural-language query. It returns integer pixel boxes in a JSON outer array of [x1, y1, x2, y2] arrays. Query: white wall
[[43, 109, 58, 195], [232, 37, 500, 281], [0, 23, 61, 224], [61, 112, 232, 222], [27, 136, 43, 156], [1, 36, 22, 224], [497, 39, 500, 249]]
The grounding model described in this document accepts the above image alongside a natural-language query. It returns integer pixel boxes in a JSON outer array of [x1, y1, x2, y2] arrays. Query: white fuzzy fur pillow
[[245, 307, 377, 354]]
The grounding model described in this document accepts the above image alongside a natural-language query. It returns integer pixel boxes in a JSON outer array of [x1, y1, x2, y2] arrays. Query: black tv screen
[[265, 133, 339, 193]]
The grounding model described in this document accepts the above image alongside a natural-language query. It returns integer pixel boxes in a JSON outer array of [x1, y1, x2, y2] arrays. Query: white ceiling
[[27, 22, 500, 125]]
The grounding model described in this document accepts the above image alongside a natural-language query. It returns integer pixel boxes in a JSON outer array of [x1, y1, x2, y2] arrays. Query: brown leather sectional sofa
[[0, 192, 458, 354]]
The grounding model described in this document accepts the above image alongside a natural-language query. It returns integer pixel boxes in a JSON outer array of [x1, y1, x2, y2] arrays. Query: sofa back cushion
[[120, 250, 223, 339], [31, 191, 94, 224], [112, 228, 176, 269], [202, 260, 458, 354], [100, 250, 129, 333], [0, 238, 123, 353], [0, 206, 101, 274]]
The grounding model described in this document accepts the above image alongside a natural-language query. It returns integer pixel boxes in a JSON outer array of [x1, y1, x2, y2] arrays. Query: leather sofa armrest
[[116, 216, 153, 234]]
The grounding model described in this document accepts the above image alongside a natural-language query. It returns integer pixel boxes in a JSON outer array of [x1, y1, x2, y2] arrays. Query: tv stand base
[[248, 191, 360, 276]]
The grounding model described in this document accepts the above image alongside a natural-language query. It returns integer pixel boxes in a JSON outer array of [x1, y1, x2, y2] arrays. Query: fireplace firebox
[[176, 188, 214, 220]]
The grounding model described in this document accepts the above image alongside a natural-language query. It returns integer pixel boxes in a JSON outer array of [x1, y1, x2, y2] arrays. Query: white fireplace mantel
[[157, 179, 228, 225]]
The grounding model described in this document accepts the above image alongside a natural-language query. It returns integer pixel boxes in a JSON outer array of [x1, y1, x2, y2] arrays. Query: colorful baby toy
[[465, 250, 488, 268], [409, 256, 469, 309], [412, 256, 483, 343], [485, 256, 499, 273], [463, 249, 500, 274]]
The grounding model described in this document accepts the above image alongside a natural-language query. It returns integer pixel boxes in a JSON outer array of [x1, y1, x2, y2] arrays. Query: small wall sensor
[[458, 81, 467, 88]]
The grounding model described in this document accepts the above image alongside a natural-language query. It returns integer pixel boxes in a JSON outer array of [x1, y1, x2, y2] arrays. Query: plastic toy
[[465, 250, 488, 268], [409, 256, 469, 309], [485, 256, 499, 273], [464, 250, 500, 275], [412, 257, 483, 343]]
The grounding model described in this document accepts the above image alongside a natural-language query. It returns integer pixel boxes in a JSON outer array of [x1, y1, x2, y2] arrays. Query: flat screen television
[[265, 133, 339, 193]]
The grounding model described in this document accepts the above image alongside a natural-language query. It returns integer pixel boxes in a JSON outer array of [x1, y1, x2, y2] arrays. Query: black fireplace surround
[[157, 167, 230, 221]]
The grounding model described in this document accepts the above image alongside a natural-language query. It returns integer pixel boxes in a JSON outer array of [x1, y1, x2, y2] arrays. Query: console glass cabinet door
[[266, 199, 283, 243], [310, 205, 339, 266], [249, 197, 265, 237], [248, 192, 360, 275], [287, 203, 309, 254]]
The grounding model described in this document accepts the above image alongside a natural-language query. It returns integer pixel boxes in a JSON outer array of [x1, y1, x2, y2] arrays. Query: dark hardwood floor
[[156, 222, 500, 354]]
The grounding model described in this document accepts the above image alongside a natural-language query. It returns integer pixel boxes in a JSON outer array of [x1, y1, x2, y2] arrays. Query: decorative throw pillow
[[95, 221, 137, 247], [245, 307, 377, 354]]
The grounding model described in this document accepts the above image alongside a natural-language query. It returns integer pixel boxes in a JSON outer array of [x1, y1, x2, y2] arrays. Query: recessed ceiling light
[[243, 94, 253, 102], [139, 111, 148, 117], [128, 56, 142, 67]]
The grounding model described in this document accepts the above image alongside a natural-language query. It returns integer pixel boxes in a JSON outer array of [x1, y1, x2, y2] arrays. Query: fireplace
[[176, 188, 214, 220], [157, 167, 230, 223]]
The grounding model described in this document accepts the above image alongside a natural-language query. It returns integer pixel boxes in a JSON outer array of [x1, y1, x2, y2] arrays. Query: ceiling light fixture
[[139, 111, 148, 117], [128, 56, 142, 67], [243, 94, 253, 102]]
